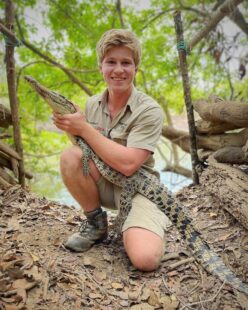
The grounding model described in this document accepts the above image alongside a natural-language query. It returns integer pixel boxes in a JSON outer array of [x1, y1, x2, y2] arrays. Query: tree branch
[[0, 21, 20, 45], [189, 0, 244, 51], [213, 0, 248, 35], [116, 0, 125, 28], [15, 15, 93, 96]]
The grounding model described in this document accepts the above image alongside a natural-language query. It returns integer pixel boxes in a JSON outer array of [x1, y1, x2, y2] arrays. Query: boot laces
[[79, 219, 95, 234]]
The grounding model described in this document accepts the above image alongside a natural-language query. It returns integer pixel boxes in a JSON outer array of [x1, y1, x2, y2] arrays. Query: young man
[[53, 29, 171, 271]]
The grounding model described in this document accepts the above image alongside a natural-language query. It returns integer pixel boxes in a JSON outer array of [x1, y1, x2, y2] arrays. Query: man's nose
[[114, 62, 124, 72]]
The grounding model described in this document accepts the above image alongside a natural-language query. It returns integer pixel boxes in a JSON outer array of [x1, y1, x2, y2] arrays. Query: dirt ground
[[0, 179, 248, 310]]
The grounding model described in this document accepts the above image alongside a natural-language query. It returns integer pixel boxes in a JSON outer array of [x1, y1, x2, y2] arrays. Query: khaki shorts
[[96, 176, 171, 239]]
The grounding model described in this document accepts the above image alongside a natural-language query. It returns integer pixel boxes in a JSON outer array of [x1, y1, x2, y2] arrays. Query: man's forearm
[[80, 123, 149, 176]]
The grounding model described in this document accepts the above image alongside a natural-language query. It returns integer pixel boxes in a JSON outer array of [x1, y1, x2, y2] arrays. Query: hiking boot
[[65, 208, 108, 252]]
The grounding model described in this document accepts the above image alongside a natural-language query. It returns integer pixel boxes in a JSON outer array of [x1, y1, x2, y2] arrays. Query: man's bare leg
[[60, 145, 101, 212], [60, 145, 108, 252]]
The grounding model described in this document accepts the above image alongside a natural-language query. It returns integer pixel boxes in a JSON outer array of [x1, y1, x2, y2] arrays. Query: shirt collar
[[98, 86, 138, 113]]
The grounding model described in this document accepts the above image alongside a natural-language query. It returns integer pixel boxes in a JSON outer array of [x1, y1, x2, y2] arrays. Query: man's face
[[100, 46, 137, 93]]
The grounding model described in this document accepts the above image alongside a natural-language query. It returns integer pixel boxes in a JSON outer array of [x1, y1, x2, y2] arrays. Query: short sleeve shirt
[[85, 86, 164, 177]]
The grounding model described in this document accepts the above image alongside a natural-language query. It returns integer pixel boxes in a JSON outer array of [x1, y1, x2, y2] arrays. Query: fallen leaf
[[89, 292, 102, 299], [4, 305, 19, 310], [93, 270, 107, 283], [160, 295, 179, 310], [109, 289, 128, 300], [12, 278, 30, 289], [119, 300, 130, 307], [103, 254, 112, 262], [53, 237, 61, 246], [128, 288, 140, 301], [141, 287, 150, 301], [130, 303, 154, 310], [82, 256, 94, 267], [148, 289, 160, 307], [218, 233, 232, 241], [16, 287, 27, 303], [7, 217, 20, 232], [30, 253, 39, 262], [24, 265, 41, 282], [111, 282, 124, 290], [209, 212, 217, 218], [236, 292, 248, 310], [0, 279, 11, 292]]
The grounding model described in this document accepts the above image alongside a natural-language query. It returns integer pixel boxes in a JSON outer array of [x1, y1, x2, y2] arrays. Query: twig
[[0, 281, 39, 297], [161, 252, 180, 262], [43, 276, 49, 300], [162, 276, 190, 309], [168, 257, 195, 270], [180, 281, 226, 310]]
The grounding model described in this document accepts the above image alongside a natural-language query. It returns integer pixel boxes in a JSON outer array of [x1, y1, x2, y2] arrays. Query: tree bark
[[213, 146, 248, 164], [0, 166, 16, 185], [5, 0, 25, 186], [0, 139, 22, 160], [0, 104, 12, 128], [193, 99, 248, 127], [0, 152, 32, 179], [213, 0, 248, 36], [0, 174, 11, 189], [195, 119, 241, 134], [174, 11, 199, 184], [162, 125, 248, 152], [189, 0, 244, 50], [200, 156, 248, 230], [162, 126, 190, 153], [0, 21, 20, 45]]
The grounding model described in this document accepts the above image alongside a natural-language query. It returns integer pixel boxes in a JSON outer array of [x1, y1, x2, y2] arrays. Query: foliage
[[0, 0, 247, 185]]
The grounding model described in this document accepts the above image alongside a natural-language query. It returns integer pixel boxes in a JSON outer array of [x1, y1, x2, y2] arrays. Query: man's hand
[[52, 105, 86, 136]]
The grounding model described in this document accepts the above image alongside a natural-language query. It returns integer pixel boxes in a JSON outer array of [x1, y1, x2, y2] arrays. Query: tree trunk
[[5, 0, 25, 186], [200, 156, 248, 230], [193, 99, 248, 127], [162, 125, 248, 152], [213, 146, 248, 164], [195, 119, 240, 134], [174, 11, 199, 184]]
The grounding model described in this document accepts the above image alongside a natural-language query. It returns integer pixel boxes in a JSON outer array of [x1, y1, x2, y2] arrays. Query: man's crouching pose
[[53, 29, 171, 271]]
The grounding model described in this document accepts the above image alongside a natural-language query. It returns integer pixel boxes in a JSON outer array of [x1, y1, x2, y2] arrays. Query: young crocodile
[[24, 75, 248, 295]]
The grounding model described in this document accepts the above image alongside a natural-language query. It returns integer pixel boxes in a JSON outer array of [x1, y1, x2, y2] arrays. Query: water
[[30, 146, 192, 208]]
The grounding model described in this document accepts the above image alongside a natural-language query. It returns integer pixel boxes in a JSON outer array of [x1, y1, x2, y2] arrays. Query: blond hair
[[96, 29, 141, 67]]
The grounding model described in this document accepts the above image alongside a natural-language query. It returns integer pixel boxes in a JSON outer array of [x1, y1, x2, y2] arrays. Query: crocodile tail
[[155, 190, 248, 294], [183, 223, 248, 294]]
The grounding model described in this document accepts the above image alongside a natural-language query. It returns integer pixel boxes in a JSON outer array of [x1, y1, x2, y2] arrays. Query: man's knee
[[60, 146, 101, 181], [60, 146, 83, 174], [123, 227, 164, 272], [129, 250, 161, 271]]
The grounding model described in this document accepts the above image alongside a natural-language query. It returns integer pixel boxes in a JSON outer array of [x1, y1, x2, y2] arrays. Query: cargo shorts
[[96, 176, 171, 239]]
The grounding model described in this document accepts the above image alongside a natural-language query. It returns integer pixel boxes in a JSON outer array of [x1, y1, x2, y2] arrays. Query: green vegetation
[[0, 0, 247, 184]]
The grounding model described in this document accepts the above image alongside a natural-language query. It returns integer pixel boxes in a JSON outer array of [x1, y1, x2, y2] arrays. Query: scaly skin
[[24, 75, 248, 294]]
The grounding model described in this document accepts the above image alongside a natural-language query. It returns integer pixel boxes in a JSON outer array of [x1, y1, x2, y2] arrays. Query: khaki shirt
[[85, 86, 164, 177]]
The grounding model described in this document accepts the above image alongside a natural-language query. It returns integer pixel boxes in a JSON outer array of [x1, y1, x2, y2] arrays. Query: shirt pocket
[[110, 130, 128, 146]]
